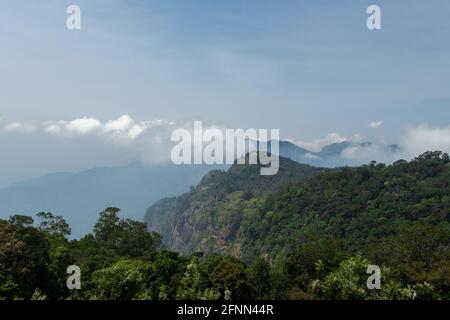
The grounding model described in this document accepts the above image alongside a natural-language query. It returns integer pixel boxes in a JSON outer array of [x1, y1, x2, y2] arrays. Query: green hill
[[2, 151, 449, 300], [145, 151, 450, 271], [144, 155, 325, 256]]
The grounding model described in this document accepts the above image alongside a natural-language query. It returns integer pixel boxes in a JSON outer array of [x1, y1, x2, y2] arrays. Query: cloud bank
[[2, 116, 450, 167], [3, 115, 175, 144], [292, 125, 450, 164], [403, 125, 450, 158]]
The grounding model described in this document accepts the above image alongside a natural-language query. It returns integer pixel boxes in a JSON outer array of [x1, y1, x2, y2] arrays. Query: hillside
[[0, 139, 398, 239], [145, 155, 325, 254], [2, 151, 449, 300], [145, 151, 450, 265]]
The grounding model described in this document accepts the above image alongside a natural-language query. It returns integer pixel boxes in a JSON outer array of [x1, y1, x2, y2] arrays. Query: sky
[[1, 0, 450, 186]]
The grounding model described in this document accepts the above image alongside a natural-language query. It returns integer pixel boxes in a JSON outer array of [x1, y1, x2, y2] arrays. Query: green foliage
[[93, 207, 162, 259], [312, 254, 429, 300], [144, 156, 324, 252], [367, 223, 450, 298], [8, 215, 34, 228], [0, 219, 51, 299], [0, 270, 18, 299], [144, 151, 450, 300], [90, 258, 154, 300], [176, 258, 220, 300], [282, 237, 348, 295], [0, 151, 449, 300], [36, 212, 71, 238], [208, 256, 254, 299], [247, 257, 272, 299]]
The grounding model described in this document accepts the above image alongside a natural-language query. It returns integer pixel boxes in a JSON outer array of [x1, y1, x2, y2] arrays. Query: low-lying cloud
[[403, 125, 450, 158], [3, 115, 175, 144], [292, 124, 450, 165], [2, 116, 450, 168], [294, 133, 349, 153]]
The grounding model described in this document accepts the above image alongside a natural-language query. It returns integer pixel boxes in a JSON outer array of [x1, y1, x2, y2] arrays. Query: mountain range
[[144, 151, 450, 265], [0, 139, 400, 238], [0, 162, 226, 237]]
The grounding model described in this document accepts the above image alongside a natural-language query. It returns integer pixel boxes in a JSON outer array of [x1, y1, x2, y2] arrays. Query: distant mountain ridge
[[259, 140, 400, 167], [0, 163, 225, 238], [0, 139, 400, 238]]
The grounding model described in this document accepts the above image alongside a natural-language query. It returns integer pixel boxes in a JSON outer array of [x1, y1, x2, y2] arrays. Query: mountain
[[0, 139, 315, 239], [0, 162, 225, 238], [0, 138, 400, 239], [2, 151, 449, 300], [145, 151, 450, 264], [319, 141, 352, 155], [144, 155, 326, 255], [262, 140, 401, 167]]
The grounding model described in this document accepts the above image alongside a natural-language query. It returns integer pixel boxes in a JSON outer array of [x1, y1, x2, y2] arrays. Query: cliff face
[[144, 156, 323, 257], [146, 152, 450, 265], [169, 190, 254, 256]]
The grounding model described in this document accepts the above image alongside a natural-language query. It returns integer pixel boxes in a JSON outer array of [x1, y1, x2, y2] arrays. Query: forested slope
[[1, 152, 449, 300]]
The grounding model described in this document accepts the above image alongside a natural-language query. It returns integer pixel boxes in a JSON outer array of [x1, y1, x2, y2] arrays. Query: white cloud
[[340, 124, 450, 164], [304, 152, 322, 160], [65, 117, 102, 135], [128, 124, 145, 140], [351, 133, 363, 142], [341, 144, 378, 161], [294, 133, 348, 152], [1, 115, 176, 165], [43, 118, 102, 136], [3, 115, 176, 148], [104, 115, 133, 132], [4, 116, 449, 167], [3, 121, 36, 133], [369, 121, 383, 128], [43, 122, 63, 134], [340, 142, 402, 165], [403, 125, 450, 156]]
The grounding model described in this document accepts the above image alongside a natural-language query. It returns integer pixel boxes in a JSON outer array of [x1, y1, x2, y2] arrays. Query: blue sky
[[0, 0, 450, 185]]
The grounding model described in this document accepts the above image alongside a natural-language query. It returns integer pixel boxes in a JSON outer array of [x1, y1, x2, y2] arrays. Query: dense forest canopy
[[1, 151, 449, 300]]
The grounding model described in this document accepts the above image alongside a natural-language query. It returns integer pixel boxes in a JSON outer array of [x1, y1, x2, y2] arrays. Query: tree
[[209, 256, 254, 299], [36, 212, 71, 238], [0, 219, 50, 299], [247, 257, 271, 299], [90, 258, 154, 300], [8, 215, 34, 228], [368, 223, 450, 296], [283, 237, 347, 292], [93, 207, 122, 242], [176, 258, 220, 300], [312, 254, 417, 300], [91, 207, 162, 259]]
